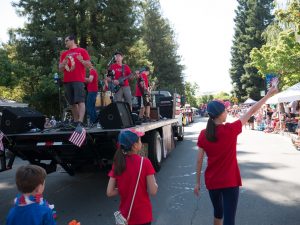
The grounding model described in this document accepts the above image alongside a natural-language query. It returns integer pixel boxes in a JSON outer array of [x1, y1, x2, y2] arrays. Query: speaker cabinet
[[0, 107, 45, 134], [158, 97, 174, 119], [150, 107, 160, 121], [99, 102, 134, 129]]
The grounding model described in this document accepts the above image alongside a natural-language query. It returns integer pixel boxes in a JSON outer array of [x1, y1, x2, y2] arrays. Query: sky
[[0, 0, 238, 94], [159, 0, 238, 94]]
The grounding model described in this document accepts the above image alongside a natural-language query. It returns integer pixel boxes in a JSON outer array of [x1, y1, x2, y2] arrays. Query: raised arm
[[239, 86, 278, 126], [77, 54, 92, 69], [85, 75, 94, 83]]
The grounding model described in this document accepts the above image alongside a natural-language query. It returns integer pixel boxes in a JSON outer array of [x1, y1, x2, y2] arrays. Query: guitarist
[[107, 51, 134, 110], [135, 66, 151, 122]]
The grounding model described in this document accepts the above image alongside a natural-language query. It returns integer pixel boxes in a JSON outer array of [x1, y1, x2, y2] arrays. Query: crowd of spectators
[[227, 101, 300, 150]]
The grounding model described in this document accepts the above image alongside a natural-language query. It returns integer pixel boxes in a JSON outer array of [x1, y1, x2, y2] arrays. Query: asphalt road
[[1, 116, 300, 225]]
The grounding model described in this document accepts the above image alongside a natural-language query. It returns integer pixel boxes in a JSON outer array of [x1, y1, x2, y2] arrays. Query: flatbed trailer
[[0, 118, 183, 176]]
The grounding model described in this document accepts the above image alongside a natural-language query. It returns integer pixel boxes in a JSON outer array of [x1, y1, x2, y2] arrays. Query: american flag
[[69, 127, 86, 148], [0, 131, 4, 151]]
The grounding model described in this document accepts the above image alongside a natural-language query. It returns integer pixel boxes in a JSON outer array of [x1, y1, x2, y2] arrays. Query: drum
[[95, 92, 101, 107], [103, 91, 112, 106], [95, 92, 112, 107]]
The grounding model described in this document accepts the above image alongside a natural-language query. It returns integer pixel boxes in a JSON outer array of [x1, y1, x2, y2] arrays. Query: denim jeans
[[86, 91, 97, 123]]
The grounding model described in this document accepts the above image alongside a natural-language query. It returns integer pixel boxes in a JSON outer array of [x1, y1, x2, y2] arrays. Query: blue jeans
[[87, 92, 97, 123], [209, 187, 239, 225]]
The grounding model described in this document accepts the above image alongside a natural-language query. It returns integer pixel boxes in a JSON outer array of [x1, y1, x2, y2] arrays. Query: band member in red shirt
[[85, 64, 99, 125], [59, 34, 91, 127], [194, 86, 277, 225], [135, 66, 151, 122], [107, 51, 134, 110]]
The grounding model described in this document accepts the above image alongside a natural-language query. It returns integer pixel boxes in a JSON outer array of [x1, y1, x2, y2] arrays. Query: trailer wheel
[[147, 131, 163, 172]]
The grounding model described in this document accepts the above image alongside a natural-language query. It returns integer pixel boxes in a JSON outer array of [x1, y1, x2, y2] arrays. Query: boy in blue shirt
[[6, 165, 56, 225]]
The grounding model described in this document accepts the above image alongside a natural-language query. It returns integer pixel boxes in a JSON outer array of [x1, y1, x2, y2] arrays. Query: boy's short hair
[[16, 165, 46, 193], [67, 34, 76, 41]]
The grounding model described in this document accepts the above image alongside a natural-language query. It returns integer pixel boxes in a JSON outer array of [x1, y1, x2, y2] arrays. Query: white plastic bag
[[114, 211, 128, 225]]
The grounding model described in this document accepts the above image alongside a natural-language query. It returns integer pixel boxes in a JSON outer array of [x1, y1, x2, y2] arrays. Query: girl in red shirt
[[194, 86, 277, 225], [107, 129, 158, 225]]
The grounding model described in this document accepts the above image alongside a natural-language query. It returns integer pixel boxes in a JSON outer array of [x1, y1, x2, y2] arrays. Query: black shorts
[[137, 95, 150, 108], [64, 82, 86, 105]]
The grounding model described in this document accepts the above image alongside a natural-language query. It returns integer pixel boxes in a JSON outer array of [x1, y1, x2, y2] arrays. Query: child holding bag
[[107, 128, 158, 225]]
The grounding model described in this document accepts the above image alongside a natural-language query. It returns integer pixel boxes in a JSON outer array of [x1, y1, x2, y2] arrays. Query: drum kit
[[95, 91, 112, 107]]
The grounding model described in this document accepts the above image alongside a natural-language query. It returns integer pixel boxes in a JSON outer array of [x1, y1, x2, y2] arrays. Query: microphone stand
[[54, 73, 63, 121], [106, 54, 116, 104], [108, 74, 115, 103], [107, 55, 115, 67]]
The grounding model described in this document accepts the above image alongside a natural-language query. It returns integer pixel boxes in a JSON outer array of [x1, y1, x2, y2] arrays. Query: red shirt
[[135, 72, 149, 97], [197, 120, 242, 190], [109, 63, 131, 87], [87, 68, 98, 92], [60, 47, 90, 82], [108, 154, 155, 225]]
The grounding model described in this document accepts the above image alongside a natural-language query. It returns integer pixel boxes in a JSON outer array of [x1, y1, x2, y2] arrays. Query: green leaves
[[142, 0, 184, 94], [250, 0, 300, 89], [3, 0, 185, 117], [230, 0, 274, 101]]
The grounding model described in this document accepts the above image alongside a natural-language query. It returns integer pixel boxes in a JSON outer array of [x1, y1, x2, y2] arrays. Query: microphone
[[54, 73, 59, 83], [54, 72, 62, 86]]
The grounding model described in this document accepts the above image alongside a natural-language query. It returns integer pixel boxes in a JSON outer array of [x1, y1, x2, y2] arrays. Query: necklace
[[65, 55, 75, 72], [14, 194, 57, 219]]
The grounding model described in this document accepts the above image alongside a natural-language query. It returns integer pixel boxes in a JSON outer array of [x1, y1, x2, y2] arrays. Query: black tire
[[147, 131, 163, 172]]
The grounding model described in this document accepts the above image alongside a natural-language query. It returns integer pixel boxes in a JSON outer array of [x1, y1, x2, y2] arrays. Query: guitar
[[112, 67, 146, 93]]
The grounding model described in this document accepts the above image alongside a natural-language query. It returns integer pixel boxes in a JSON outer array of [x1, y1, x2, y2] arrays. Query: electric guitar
[[112, 67, 146, 93]]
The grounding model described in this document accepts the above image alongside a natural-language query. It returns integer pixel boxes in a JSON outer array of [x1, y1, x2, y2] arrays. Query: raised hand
[[113, 80, 120, 85], [76, 54, 83, 62], [267, 84, 278, 97]]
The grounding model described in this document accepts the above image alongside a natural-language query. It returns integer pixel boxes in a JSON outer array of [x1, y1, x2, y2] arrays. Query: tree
[[230, 0, 248, 102], [8, 0, 142, 116], [184, 81, 199, 107], [5, 0, 185, 116], [230, 0, 274, 101], [141, 0, 184, 94], [250, 0, 300, 90], [213, 92, 231, 101], [199, 95, 214, 104]]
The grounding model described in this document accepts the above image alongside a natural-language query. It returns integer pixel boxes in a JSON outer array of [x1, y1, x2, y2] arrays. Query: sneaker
[[89, 123, 97, 128], [75, 122, 84, 133], [143, 117, 151, 123]]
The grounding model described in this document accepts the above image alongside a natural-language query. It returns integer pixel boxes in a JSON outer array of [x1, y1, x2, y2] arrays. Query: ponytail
[[205, 117, 217, 142], [113, 147, 127, 176]]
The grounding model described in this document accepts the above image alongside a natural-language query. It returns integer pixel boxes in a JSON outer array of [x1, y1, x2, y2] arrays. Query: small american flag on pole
[[69, 127, 86, 147], [0, 131, 4, 151]]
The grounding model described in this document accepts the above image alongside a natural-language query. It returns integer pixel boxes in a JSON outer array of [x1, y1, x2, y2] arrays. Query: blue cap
[[118, 129, 144, 151], [207, 100, 225, 118]]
